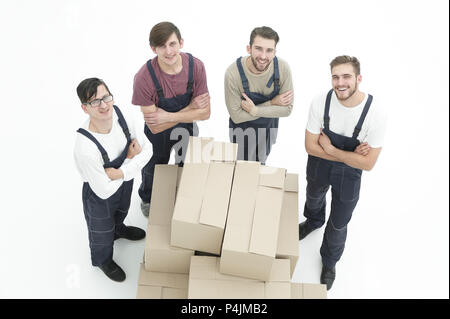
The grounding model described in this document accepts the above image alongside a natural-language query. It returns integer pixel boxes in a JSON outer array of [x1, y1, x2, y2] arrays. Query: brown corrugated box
[[276, 173, 300, 277], [144, 165, 194, 274], [188, 256, 291, 299], [171, 137, 238, 255], [220, 162, 286, 281], [136, 264, 189, 299], [291, 283, 327, 299]]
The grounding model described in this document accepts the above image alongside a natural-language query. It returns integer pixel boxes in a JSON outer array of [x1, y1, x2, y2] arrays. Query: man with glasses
[[74, 78, 151, 282], [132, 21, 210, 217], [225, 26, 294, 164]]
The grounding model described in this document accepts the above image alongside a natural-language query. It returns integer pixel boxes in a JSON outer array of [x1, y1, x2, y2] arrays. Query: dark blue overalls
[[304, 89, 373, 269], [139, 53, 198, 204], [229, 57, 280, 164], [77, 105, 133, 267]]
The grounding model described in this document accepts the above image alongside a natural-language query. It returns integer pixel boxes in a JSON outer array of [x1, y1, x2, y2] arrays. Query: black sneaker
[[99, 260, 126, 282], [320, 266, 336, 290], [115, 226, 146, 241], [299, 221, 316, 240]]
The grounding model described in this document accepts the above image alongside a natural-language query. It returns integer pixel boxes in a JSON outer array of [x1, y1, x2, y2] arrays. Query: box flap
[[248, 186, 284, 257], [222, 161, 260, 252], [210, 141, 238, 162], [173, 163, 209, 223], [199, 162, 235, 228], [276, 192, 299, 256], [148, 165, 178, 226], [259, 166, 286, 188], [138, 264, 188, 289], [284, 173, 299, 192], [184, 136, 214, 164]]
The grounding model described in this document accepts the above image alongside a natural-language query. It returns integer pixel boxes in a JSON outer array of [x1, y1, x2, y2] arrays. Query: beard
[[334, 82, 358, 101], [251, 56, 270, 72]]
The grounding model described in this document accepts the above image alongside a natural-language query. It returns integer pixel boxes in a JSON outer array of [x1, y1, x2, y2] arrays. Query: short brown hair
[[149, 22, 182, 48], [249, 26, 279, 46], [76, 78, 111, 104], [330, 55, 361, 75]]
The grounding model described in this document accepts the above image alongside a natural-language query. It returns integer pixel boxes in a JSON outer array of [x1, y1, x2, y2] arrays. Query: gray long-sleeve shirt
[[224, 56, 294, 124]]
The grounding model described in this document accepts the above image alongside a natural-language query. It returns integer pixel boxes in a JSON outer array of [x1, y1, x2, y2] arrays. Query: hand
[[271, 90, 293, 106], [318, 129, 335, 154], [143, 107, 172, 125], [191, 93, 210, 109], [127, 139, 142, 159], [241, 93, 257, 116], [105, 167, 124, 180], [354, 142, 371, 156]]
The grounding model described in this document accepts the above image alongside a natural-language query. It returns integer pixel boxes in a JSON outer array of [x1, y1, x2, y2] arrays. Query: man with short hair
[[225, 26, 294, 164], [74, 78, 150, 282], [299, 56, 387, 290], [132, 21, 210, 217]]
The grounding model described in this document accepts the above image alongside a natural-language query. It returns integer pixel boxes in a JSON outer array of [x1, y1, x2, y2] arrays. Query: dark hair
[[76, 78, 111, 104], [149, 21, 182, 48], [330, 55, 361, 76], [249, 26, 279, 46]]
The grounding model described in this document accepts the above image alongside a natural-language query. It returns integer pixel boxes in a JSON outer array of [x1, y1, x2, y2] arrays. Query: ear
[[179, 38, 184, 49], [246, 45, 251, 55], [81, 104, 89, 114], [151, 46, 157, 54], [357, 74, 362, 84]]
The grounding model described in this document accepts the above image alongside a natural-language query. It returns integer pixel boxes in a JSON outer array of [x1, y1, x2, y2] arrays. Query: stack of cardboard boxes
[[136, 137, 327, 299]]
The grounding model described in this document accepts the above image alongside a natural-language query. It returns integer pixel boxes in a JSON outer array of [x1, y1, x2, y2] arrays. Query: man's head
[[149, 21, 183, 66], [247, 26, 279, 73], [77, 78, 114, 121], [330, 55, 362, 101]]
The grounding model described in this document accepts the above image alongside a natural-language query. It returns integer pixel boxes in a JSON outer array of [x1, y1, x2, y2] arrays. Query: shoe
[[141, 201, 150, 217], [320, 266, 336, 290], [115, 226, 146, 241], [99, 260, 126, 282], [299, 221, 316, 240]]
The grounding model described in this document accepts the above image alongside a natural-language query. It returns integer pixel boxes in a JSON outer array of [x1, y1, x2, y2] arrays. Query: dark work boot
[[299, 221, 317, 240], [99, 260, 126, 282], [320, 266, 336, 290], [115, 226, 146, 241]]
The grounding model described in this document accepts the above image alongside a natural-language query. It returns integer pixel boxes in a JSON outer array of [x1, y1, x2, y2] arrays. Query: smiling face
[[152, 32, 184, 67], [331, 63, 362, 101], [246, 35, 276, 73], [81, 84, 114, 122]]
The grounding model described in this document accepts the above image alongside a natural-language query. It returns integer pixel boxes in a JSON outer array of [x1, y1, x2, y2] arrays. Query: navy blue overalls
[[304, 89, 373, 269], [139, 53, 198, 204], [229, 56, 280, 164], [77, 105, 133, 267]]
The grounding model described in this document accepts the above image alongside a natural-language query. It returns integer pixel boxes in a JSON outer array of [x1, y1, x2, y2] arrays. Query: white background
[[0, 0, 448, 299]]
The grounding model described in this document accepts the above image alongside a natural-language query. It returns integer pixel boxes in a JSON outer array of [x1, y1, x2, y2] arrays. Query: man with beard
[[225, 26, 294, 164], [132, 22, 210, 217], [299, 56, 387, 290]]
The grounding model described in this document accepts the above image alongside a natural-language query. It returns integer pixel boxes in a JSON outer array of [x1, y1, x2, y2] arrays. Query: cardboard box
[[144, 165, 194, 274], [276, 173, 300, 277], [291, 283, 327, 299], [188, 256, 291, 299], [171, 137, 238, 255], [136, 264, 188, 299], [220, 161, 286, 281]]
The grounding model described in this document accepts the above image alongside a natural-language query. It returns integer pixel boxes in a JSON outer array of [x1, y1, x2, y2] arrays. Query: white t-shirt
[[74, 107, 151, 200], [306, 91, 387, 148]]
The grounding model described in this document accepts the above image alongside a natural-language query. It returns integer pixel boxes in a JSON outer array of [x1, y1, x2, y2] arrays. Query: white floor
[[0, 0, 448, 299]]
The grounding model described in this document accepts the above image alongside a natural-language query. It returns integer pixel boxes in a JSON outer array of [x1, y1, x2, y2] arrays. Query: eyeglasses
[[85, 95, 113, 107]]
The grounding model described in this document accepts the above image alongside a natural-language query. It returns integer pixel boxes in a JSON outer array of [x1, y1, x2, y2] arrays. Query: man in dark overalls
[[132, 22, 210, 217], [225, 26, 294, 164], [299, 56, 387, 290], [74, 78, 150, 282]]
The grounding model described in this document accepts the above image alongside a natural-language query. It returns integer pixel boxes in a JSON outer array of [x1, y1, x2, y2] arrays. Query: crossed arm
[[305, 129, 382, 171], [140, 93, 211, 134]]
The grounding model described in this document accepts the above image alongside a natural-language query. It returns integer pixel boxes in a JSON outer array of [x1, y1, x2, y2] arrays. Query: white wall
[[0, 0, 448, 298]]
